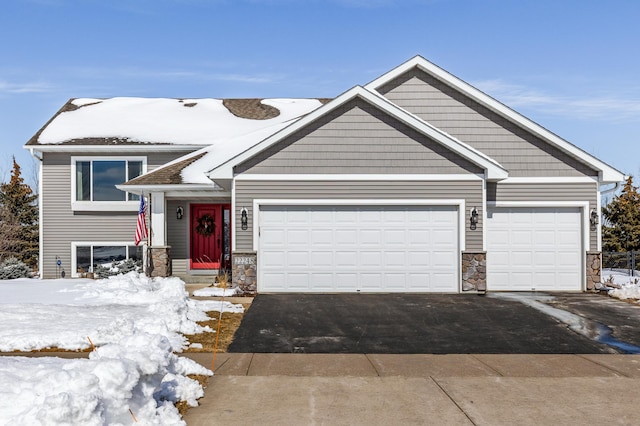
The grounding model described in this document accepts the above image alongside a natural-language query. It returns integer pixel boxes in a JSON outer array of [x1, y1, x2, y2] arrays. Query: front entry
[[190, 203, 231, 270]]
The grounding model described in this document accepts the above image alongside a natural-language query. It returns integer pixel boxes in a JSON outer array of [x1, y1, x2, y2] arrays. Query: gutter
[[26, 147, 44, 278]]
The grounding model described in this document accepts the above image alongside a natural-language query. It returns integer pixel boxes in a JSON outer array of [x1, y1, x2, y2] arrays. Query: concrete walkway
[[183, 353, 640, 425]]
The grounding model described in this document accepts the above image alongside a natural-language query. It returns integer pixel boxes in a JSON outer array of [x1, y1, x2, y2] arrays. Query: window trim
[[70, 156, 147, 211], [71, 241, 144, 278]]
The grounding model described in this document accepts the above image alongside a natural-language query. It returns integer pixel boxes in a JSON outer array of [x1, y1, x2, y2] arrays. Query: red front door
[[190, 204, 222, 270]]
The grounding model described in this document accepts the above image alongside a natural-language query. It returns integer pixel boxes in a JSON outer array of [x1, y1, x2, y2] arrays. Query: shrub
[[0, 257, 32, 279], [94, 259, 143, 279]]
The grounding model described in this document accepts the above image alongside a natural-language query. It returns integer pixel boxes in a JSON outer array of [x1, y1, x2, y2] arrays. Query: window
[[72, 158, 145, 202], [74, 243, 143, 276]]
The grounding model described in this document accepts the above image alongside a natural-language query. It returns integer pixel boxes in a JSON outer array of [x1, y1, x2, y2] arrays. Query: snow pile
[[0, 272, 212, 352], [0, 273, 237, 424], [0, 333, 211, 425], [609, 283, 640, 300], [192, 285, 239, 297], [600, 268, 640, 301]]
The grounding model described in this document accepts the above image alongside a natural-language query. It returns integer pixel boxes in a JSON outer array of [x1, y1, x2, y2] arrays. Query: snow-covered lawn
[[0, 272, 244, 425], [601, 268, 640, 301]]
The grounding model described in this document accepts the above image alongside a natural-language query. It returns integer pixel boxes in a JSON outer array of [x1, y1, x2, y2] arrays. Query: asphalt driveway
[[228, 293, 640, 354]]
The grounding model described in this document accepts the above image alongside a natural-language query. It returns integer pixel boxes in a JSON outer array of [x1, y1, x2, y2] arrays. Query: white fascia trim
[[252, 198, 466, 253], [116, 184, 220, 194], [72, 201, 140, 212], [235, 174, 483, 181], [498, 177, 598, 184], [488, 201, 590, 208], [488, 201, 590, 256], [209, 86, 508, 181], [366, 56, 624, 184], [29, 144, 206, 153]]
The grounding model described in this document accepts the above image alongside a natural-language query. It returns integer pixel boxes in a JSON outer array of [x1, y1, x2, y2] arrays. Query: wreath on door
[[195, 214, 215, 237]]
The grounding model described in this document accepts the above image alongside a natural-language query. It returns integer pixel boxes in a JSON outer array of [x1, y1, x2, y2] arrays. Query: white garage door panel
[[259, 205, 459, 293], [487, 207, 582, 291]]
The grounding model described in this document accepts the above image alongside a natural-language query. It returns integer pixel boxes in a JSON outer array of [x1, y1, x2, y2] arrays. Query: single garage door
[[258, 205, 459, 293], [487, 207, 583, 291]]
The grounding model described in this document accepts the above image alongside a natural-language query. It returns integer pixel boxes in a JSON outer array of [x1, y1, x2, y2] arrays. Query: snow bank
[[609, 283, 640, 300], [0, 272, 211, 352], [0, 273, 217, 424], [600, 268, 640, 301], [0, 333, 211, 425]]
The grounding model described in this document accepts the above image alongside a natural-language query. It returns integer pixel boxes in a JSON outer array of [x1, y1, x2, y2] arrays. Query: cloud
[[0, 80, 53, 94], [474, 79, 640, 122]]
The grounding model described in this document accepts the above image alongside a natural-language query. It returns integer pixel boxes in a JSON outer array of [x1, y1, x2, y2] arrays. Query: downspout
[[28, 148, 44, 279]]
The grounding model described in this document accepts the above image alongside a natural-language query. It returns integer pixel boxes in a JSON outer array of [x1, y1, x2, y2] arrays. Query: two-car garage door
[[258, 205, 459, 292]]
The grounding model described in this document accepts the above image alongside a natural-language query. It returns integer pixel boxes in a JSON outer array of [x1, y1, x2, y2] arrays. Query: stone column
[[147, 246, 171, 278], [462, 251, 487, 292], [232, 252, 257, 295], [586, 251, 601, 291]]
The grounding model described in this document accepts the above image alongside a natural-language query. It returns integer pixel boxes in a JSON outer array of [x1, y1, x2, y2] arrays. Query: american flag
[[134, 196, 148, 246]]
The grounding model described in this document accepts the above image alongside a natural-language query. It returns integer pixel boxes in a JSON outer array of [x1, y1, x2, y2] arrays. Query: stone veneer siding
[[147, 246, 171, 278], [586, 251, 601, 291], [232, 252, 257, 295], [462, 251, 486, 292]]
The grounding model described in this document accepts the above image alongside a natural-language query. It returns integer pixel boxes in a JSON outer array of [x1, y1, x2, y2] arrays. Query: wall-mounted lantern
[[241, 207, 248, 230], [470, 207, 479, 230], [590, 208, 599, 231], [176, 206, 184, 220]]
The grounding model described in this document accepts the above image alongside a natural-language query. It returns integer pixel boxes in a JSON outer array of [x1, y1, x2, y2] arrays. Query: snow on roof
[[36, 97, 324, 145]]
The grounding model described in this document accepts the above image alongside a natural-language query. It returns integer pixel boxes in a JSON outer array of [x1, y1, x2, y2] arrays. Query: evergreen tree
[[0, 158, 38, 268], [602, 176, 640, 252]]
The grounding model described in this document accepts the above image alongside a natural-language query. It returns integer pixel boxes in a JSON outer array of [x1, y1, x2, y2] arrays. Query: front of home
[[25, 57, 624, 293]]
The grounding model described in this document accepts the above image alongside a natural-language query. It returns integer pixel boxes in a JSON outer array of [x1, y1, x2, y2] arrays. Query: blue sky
[[2, 0, 639, 187]]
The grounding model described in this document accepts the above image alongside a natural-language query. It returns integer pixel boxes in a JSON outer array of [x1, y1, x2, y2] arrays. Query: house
[[25, 56, 624, 294]]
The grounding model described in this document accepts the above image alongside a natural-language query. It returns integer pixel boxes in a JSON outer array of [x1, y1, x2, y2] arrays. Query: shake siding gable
[[234, 180, 483, 252], [377, 68, 598, 178], [236, 98, 484, 175], [40, 150, 193, 278]]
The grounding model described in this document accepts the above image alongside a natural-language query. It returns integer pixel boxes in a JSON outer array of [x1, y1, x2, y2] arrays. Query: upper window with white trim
[[71, 157, 146, 211]]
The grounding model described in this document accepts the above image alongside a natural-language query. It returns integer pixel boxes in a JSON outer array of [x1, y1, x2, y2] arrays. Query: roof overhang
[[207, 85, 509, 181], [26, 144, 208, 154], [366, 56, 624, 184], [116, 183, 225, 198]]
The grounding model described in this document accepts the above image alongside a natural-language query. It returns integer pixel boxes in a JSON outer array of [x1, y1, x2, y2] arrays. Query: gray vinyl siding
[[40, 150, 194, 278], [234, 180, 483, 252], [378, 69, 598, 178], [487, 181, 598, 250], [166, 199, 189, 276], [237, 98, 483, 175]]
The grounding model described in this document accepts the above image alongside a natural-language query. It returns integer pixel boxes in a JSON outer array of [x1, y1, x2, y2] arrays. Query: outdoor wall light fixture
[[590, 208, 599, 231], [241, 207, 248, 230], [470, 207, 479, 230], [176, 206, 184, 220]]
